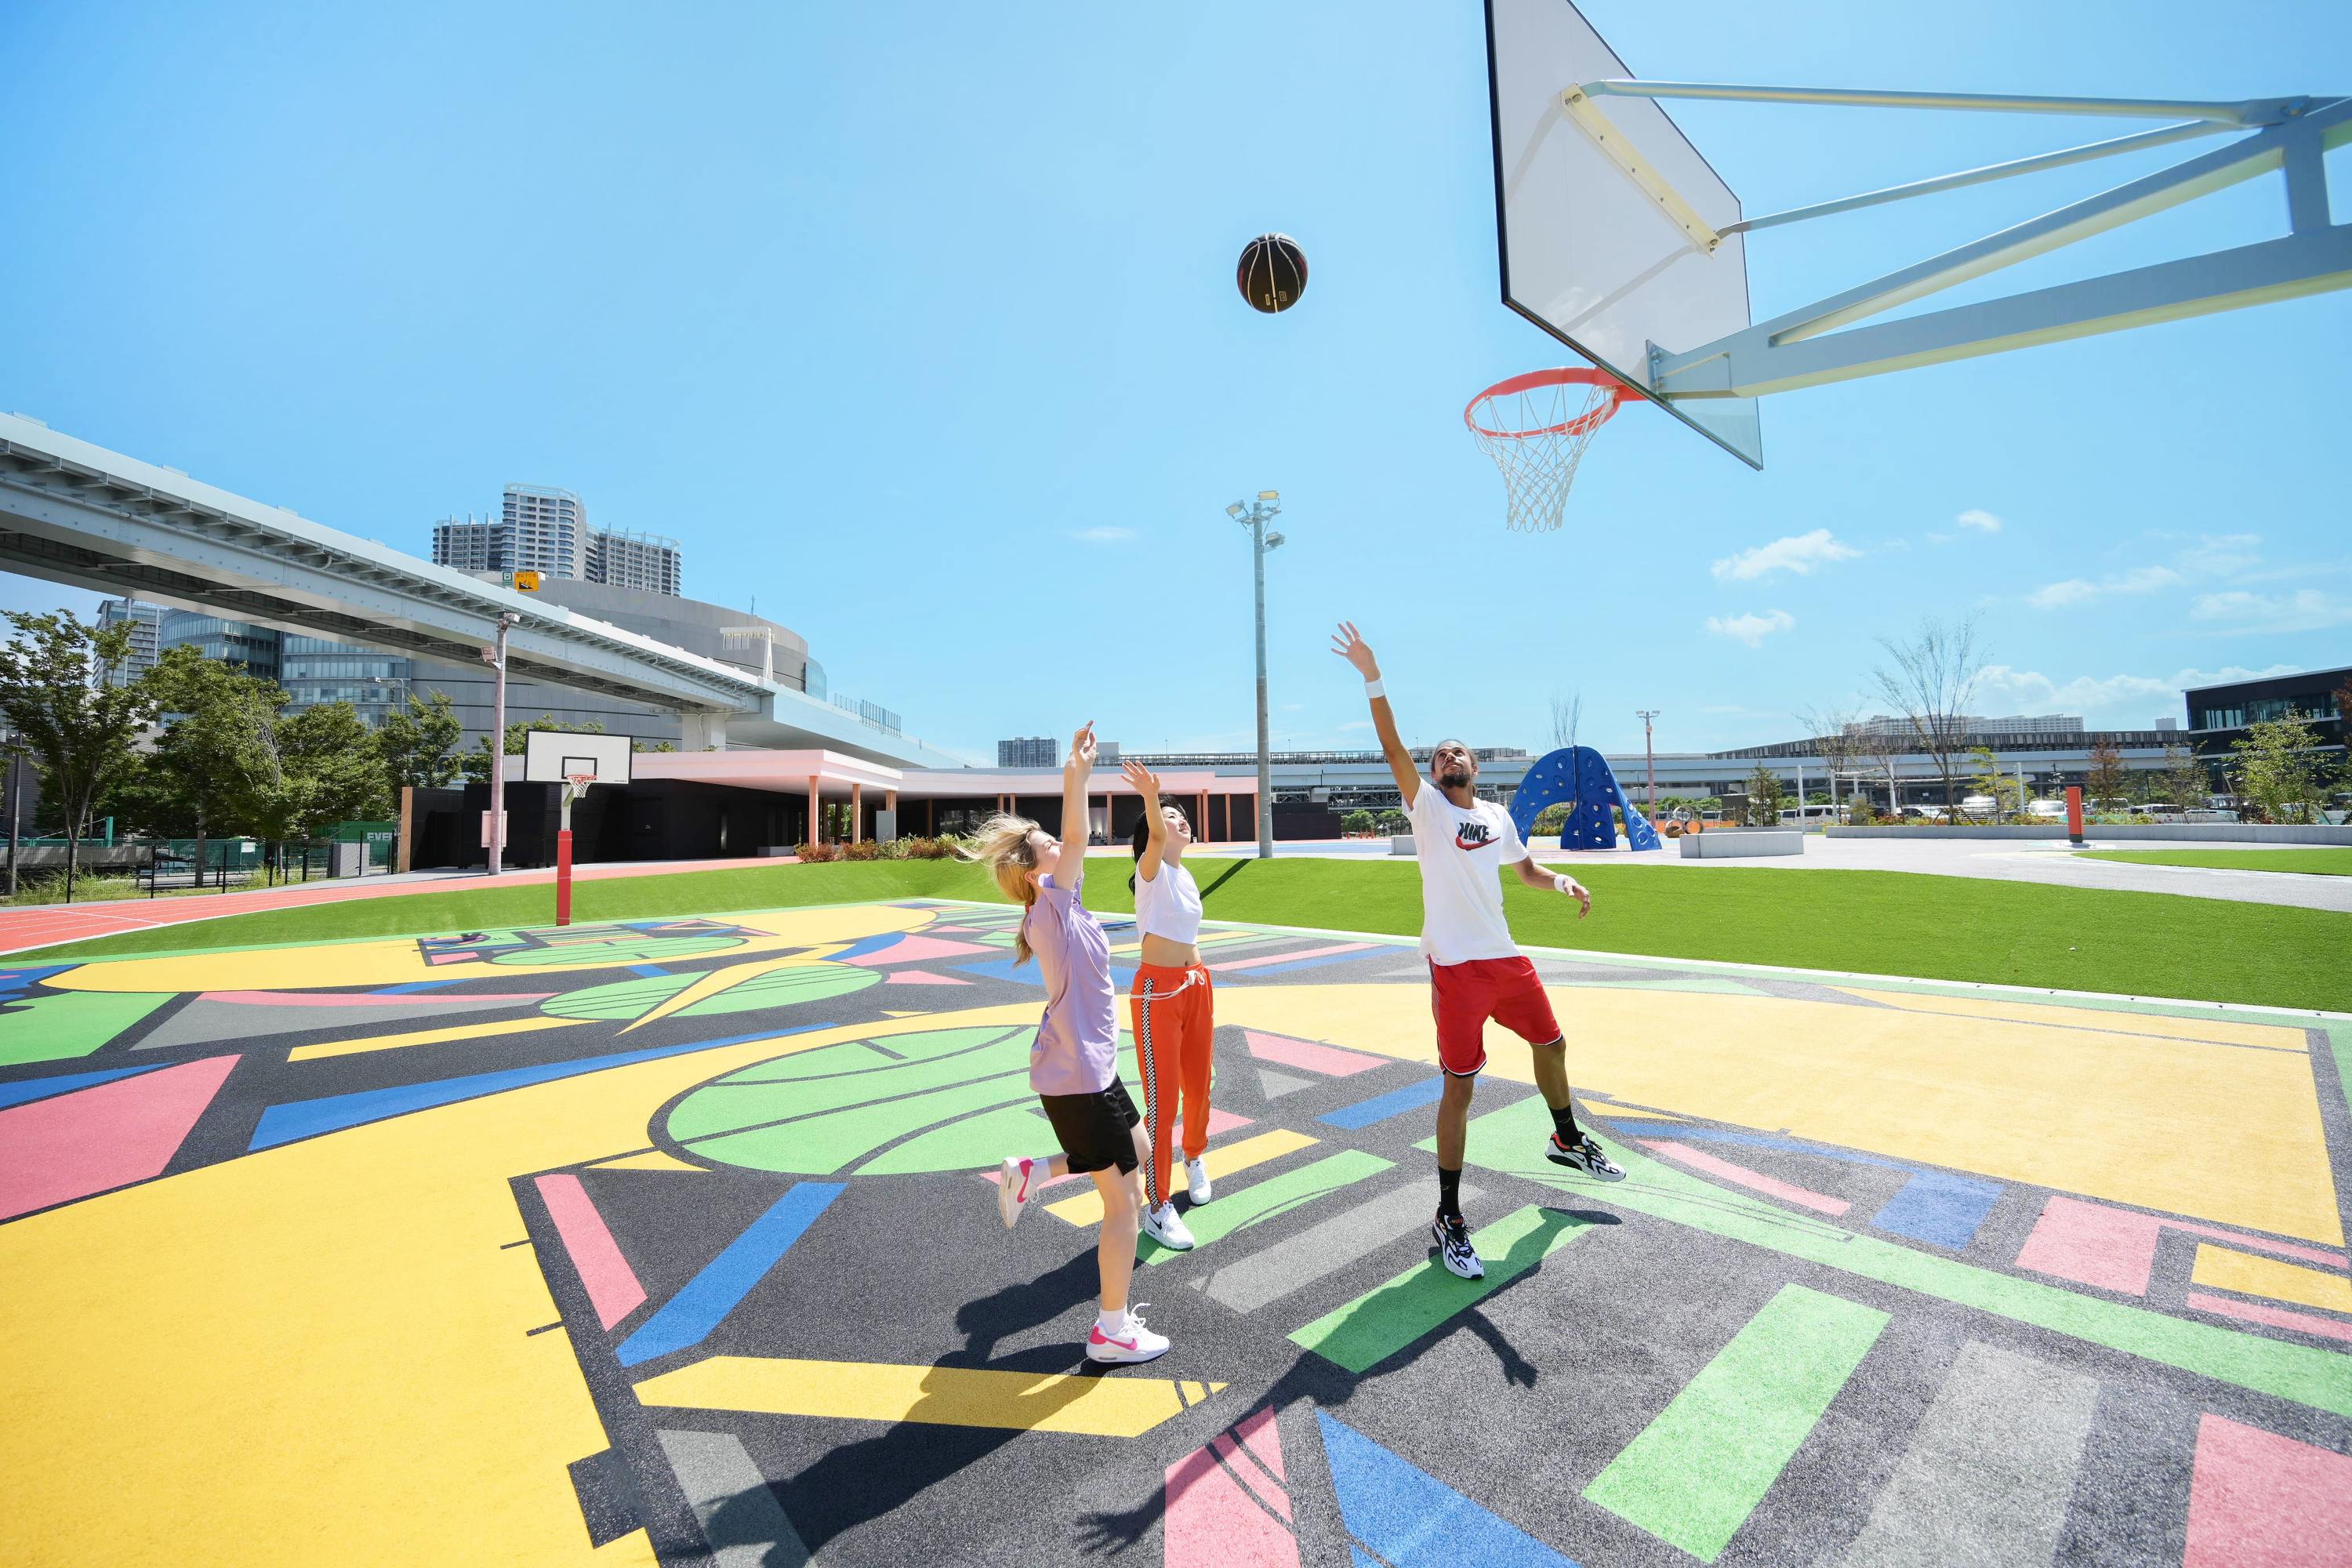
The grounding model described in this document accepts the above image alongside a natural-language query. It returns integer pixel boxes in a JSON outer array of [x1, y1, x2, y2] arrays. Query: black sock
[[1550, 1101, 1582, 1146], [1436, 1164, 1463, 1222]]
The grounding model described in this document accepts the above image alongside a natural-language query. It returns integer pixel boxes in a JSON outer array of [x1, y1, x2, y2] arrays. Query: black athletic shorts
[[1039, 1080, 1142, 1175]]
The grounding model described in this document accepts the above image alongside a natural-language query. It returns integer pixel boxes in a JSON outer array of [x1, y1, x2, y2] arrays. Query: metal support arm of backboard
[[1568, 80, 2351, 400]]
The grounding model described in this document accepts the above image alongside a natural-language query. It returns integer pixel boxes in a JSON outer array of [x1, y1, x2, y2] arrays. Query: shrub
[[843, 840, 883, 861], [1341, 809, 1375, 837], [793, 840, 839, 862]]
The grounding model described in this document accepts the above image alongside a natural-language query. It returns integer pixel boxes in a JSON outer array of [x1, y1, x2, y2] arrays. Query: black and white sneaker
[[1544, 1133, 1626, 1181], [1432, 1213, 1484, 1279]]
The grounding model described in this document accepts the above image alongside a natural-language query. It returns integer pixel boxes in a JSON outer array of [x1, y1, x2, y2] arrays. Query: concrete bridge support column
[[679, 711, 728, 752]]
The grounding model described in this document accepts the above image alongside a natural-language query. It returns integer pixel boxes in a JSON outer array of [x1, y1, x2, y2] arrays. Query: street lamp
[[481, 612, 521, 876], [1635, 710, 1660, 808], [1227, 491, 1283, 859]]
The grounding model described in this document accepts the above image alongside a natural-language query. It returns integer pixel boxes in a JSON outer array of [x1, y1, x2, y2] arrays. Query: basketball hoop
[[563, 771, 597, 804], [1465, 366, 1635, 533]]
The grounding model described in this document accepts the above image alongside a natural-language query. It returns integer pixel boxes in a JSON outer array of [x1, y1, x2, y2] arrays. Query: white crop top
[[1133, 858, 1203, 945]]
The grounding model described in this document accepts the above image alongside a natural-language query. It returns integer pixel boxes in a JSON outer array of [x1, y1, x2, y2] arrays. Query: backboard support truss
[[1563, 80, 2352, 401]]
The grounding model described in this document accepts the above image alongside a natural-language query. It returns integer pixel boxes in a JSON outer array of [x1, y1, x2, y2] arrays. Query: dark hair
[[1129, 804, 1190, 892]]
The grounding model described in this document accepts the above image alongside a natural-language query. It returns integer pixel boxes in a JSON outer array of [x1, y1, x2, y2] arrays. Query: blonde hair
[[959, 813, 1044, 962]]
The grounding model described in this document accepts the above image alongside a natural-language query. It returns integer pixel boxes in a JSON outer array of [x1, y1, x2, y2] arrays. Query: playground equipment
[[1509, 744, 1663, 851]]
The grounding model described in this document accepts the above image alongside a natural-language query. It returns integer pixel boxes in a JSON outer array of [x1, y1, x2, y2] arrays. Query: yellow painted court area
[[633, 1356, 1225, 1436], [38, 903, 930, 993], [2191, 1243, 2352, 1314], [1211, 983, 2343, 1245], [287, 1014, 581, 1062], [1045, 1127, 1320, 1227], [1829, 986, 2317, 1052], [0, 1002, 1036, 1568]]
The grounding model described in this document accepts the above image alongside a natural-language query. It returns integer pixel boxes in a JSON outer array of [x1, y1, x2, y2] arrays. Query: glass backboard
[[1485, 0, 1764, 468]]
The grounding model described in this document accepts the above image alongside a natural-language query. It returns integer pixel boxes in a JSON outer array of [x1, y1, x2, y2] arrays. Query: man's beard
[[1438, 768, 1472, 789]]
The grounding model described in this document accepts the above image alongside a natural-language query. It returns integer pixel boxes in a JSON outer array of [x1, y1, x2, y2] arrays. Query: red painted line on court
[[1164, 1406, 1298, 1568], [2183, 1413, 2352, 1566], [2158, 1216, 2347, 1271], [0, 1055, 238, 1221], [201, 989, 555, 1007], [1638, 1140, 1850, 1216], [534, 1174, 648, 1330], [2184, 1291, 2352, 1343], [1242, 1029, 1388, 1078], [1209, 942, 1381, 974]]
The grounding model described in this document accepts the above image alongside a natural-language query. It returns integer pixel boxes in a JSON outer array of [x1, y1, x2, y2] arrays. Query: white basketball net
[[1467, 376, 1621, 533]]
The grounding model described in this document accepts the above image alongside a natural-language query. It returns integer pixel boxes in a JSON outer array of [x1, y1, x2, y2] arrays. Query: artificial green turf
[[19, 855, 2350, 1013], [2078, 847, 2352, 877]]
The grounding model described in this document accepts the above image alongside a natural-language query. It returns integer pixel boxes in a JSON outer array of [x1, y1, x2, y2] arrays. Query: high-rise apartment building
[[998, 736, 1055, 767], [431, 515, 502, 574], [96, 598, 164, 686], [587, 528, 683, 595], [500, 484, 587, 579]]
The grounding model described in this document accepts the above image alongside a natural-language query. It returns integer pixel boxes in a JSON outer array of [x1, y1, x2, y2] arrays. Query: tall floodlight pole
[[1635, 710, 1661, 807], [483, 612, 520, 877], [1225, 492, 1284, 858], [3, 729, 24, 898]]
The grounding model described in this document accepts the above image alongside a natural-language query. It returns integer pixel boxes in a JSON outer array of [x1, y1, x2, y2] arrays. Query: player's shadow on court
[[766, 1253, 1117, 1552]]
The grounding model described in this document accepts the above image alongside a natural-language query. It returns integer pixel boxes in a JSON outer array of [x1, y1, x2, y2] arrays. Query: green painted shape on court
[[1450, 1095, 2352, 1419], [682, 1071, 1034, 1175], [725, 1025, 1025, 1082], [1288, 1203, 1593, 1373], [0, 990, 173, 1065], [665, 1031, 1029, 1141], [860, 1102, 1058, 1174], [1583, 1283, 1889, 1562], [541, 960, 879, 1020], [1140, 1150, 1393, 1265]]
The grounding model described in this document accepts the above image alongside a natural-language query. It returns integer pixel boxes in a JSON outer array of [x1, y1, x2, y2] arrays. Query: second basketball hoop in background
[[1465, 366, 1632, 533]]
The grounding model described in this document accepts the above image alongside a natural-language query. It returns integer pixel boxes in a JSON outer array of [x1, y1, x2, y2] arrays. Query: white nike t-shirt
[[1407, 778, 1527, 965]]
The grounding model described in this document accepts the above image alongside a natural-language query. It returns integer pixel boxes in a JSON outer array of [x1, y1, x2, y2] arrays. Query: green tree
[[2230, 712, 2330, 824], [0, 609, 158, 900], [2157, 744, 2211, 814], [2084, 740, 2129, 811], [1341, 808, 1374, 837], [1964, 746, 2021, 822], [1744, 763, 1786, 826], [376, 690, 465, 791], [1530, 802, 1571, 836], [133, 645, 281, 876]]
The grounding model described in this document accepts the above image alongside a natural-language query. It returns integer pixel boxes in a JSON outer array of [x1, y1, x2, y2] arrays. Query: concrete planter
[[1680, 831, 1803, 858], [1825, 824, 2352, 844], [1389, 834, 1417, 856]]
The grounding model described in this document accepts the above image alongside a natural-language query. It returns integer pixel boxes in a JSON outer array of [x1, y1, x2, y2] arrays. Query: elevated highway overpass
[[0, 412, 958, 768]]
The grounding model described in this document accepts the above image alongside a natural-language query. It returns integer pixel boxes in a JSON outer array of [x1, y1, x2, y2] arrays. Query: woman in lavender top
[[964, 723, 1168, 1366]]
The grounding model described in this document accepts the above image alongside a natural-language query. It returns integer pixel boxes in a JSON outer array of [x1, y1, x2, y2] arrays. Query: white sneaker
[[1186, 1156, 1213, 1204], [1142, 1200, 1196, 1251], [1087, 1306, 1171, 1365], [996, 1156, 1050, 1229]]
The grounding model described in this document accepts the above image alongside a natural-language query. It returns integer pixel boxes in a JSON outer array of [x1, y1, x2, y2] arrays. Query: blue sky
[[3, 0, 2346, 762]]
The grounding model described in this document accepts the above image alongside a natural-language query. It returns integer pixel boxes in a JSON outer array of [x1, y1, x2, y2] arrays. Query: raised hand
[[1119, 757, 1160, 798], [1067, 722, 1098, 773], [1330, 620, 1379, 680]]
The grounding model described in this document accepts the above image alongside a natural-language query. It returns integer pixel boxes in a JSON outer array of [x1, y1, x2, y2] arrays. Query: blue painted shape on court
[[372, 978, 472, 995], [0, 963, 76, 1000], [617, 1182, 846, 1367], [952, 957, 1044, 987], [245, 1028, 817, 1149], [1871, 1171, 2003, 1249], [0, 1062, 162, 1110], [1321, 1076, 1446, 1130], [627, 964, 673, 978], [1316, 1411, 1578, 1568]]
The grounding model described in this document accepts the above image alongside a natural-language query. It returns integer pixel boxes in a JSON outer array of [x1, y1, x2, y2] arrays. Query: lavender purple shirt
[[1023, 872, 1118, 1094]]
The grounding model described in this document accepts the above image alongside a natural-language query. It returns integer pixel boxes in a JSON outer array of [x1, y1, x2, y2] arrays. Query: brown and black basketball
[[1236, 233, 1308, 314]]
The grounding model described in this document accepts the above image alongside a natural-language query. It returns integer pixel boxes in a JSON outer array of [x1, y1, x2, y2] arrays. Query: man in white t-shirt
[[1332, 621, 1624, 1280]]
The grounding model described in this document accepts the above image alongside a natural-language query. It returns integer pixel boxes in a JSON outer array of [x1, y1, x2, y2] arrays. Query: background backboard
[[522, 730, 635, 787], [1486, 0, 1765, 467]]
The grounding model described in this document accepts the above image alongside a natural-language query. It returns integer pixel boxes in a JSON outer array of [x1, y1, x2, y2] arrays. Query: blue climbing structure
[[1508, 745, 1662, 851]]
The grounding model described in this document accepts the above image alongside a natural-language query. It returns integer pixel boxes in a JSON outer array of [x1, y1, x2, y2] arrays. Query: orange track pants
[[1130, 962, 1214, 1210]]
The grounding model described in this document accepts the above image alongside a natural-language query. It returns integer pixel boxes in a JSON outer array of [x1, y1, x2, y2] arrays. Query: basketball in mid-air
[[1236, 233, 1308, 314]]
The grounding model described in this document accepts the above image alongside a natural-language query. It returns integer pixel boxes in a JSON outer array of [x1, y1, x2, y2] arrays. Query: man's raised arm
[[1330, 621, 1420, 804]]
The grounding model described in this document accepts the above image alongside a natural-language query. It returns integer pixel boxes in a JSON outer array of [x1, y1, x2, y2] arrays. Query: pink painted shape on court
[[0, 1055, 238, 1221], [1638, 1140, 1850, 1216], [2183, 1413, 2352, 1568], [201, 989, 557, 1007], [883, 970, 972, 985], [1164, 1406, 1298, 1568], [2016, 1195, 2346, 1297], [1209, 942, 1381, 974], [2185, 1291, 2352, 1345], [1241, 1029, 1386, 1078], [533, 1174, 647, 1329], [840, 935, 997, 967]]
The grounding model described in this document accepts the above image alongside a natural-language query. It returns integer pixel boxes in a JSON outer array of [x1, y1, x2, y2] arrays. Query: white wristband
[[1552, 873, 1571, 894], [1363, 678, 1385, 699]]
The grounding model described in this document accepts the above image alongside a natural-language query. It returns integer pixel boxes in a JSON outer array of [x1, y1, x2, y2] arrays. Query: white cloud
[[2025, 565, 2180, 609], [2176, 532, 2261, 576], [1955, 509, 2002, 533], [1709, 529, 1860, 583], [1976, 662, 2302, 719], [1704, 609, 1795, 648], [2190, 588, 2352, 633], [1070, 526, 1135, 543]]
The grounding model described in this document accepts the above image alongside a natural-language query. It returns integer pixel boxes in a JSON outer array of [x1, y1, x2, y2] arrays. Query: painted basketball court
[[2, 896, 2347, 1566]]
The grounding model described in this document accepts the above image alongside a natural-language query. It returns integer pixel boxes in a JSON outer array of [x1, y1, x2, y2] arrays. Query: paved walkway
[[0, 856, 782, 956]]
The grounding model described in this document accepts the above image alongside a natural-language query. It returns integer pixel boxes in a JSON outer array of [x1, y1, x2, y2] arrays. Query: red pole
[[556, 826, 574, 925], [2065, 786, 2084, 845]]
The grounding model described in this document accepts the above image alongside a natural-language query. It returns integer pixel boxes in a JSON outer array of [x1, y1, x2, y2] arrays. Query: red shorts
[[1428, 956, 1561, 1076]]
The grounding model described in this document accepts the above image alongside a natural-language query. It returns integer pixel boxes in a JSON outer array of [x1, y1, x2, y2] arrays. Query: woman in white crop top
[[1120, 759, 1218, 1247]]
